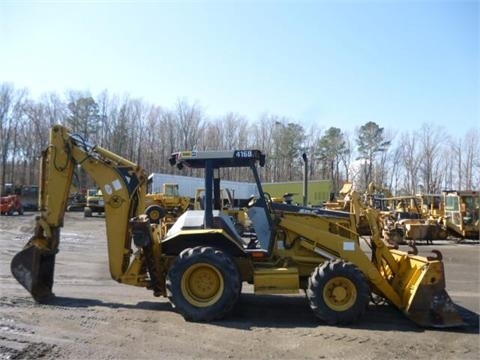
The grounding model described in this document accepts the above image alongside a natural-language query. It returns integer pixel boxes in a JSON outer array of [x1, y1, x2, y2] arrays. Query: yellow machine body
[[10, 129, 465, 328]]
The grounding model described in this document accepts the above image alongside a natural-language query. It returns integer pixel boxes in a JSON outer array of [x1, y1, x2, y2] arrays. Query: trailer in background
[[148, 173, 259, 207]]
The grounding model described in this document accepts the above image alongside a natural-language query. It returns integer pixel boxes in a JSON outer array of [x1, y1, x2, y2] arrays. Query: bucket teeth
[[389, 249, 465, 328], [406, 287, 465, 328]]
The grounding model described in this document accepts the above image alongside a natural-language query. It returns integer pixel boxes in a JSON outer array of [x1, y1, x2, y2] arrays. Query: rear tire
[[166, 246, 241, 322], [307, 260, 370, 325]]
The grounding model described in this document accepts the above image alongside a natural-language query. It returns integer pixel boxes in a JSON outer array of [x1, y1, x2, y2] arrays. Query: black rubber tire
[[166, 246, 241, 322], [145, 205, 166, 224], [307, 260, 370, 325], [84, 207, 92, 217], [388, 229, 405, 246]]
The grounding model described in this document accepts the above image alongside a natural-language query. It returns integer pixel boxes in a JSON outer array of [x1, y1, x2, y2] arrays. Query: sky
[[1, 0, 478, 139]]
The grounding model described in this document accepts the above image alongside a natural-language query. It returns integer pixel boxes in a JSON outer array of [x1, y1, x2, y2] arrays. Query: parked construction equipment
[[0, 194, 23, 215], [442, 190, 479, 239], [379, 196, 447, 245], [1, 184, 38, 211], [83, 188, 104, 217], [10, 125, 464, 328], [145, 182, 191, 226]]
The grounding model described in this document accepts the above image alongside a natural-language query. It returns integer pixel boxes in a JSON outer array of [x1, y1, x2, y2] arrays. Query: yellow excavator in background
[[10, 125, 464, 328]]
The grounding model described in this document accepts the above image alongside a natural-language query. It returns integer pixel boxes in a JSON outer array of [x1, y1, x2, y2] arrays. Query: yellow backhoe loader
[[11, 125, 464, 328]]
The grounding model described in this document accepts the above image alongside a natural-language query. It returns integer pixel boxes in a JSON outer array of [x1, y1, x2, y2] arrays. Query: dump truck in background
[[10, 125, 465, 328]]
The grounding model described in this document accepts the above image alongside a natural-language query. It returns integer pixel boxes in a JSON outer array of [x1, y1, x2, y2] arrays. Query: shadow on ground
[[29, 293, 479, 334]]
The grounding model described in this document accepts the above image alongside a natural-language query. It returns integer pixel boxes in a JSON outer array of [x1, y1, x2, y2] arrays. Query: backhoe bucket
[[10, 244, 56, 302], [389, 250, 465, 328]]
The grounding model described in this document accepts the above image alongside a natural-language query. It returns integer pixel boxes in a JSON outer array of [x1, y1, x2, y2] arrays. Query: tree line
[[1, 82, 479, 198]]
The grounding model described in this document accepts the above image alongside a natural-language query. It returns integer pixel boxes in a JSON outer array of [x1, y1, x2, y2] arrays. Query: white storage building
[[148, 173, 259, 202]]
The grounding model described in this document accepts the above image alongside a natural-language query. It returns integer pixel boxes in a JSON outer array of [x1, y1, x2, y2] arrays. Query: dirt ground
[[1, 211, 479, 360]]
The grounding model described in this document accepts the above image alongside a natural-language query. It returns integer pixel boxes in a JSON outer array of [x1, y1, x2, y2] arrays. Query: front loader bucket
[[10, 244, 56, 302], [389, 250, 465, 328], [407, 286, 463, 328]]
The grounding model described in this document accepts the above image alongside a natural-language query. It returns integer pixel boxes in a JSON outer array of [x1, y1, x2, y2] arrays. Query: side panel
[[162, 231, 246, 257]]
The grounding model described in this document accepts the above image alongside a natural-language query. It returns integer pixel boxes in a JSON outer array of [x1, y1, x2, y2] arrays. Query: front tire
[[307, 260, 370, 325], [166, 246, 241, 322]]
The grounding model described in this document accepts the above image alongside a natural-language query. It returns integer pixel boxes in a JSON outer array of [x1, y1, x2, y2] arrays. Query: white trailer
[[148, 173, 258, 204]]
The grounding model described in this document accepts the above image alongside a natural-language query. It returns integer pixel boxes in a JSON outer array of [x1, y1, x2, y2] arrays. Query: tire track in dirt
[[0, 313, 59, 360]]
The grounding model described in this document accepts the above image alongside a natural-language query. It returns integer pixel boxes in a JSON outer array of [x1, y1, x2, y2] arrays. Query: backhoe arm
[[11, 125, 148, 301]]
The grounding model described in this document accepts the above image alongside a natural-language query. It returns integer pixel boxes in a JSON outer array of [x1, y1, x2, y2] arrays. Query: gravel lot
[[1, 211, 479, 359]]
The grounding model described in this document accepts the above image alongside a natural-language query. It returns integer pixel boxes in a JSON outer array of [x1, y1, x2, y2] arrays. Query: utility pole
[[302, 153, 308, 206]]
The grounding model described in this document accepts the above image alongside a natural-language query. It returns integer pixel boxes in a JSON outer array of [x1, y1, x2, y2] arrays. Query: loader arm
[[11, 125, 148, 301], [351, 192, 463, 327], [280, 202, 463, 327]]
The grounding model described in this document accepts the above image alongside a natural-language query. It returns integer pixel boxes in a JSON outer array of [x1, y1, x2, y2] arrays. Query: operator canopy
[[169, 150, 266, 169]]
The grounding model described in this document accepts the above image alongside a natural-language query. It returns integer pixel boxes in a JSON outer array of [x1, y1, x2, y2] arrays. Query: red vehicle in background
[[0, 194, 23, 215]]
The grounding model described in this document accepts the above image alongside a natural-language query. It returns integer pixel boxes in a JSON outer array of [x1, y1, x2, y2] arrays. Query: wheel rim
[[149, 209, 161, 221], [181, 263, 223, 307], [323, 276, 357, 311]]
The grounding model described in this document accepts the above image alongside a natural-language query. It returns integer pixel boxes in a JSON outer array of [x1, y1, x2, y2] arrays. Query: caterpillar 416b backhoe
[[11, 125, 464, 328]]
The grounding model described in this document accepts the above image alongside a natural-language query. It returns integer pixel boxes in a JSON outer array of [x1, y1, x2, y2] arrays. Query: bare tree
[[161, 110, 181, 172], [175, 98, 205, 150], [388, 146, 402, 195], [373, 129, 395, 191], [141, 105, 165, 174], [339, 131, 354, 184], [461, 129, 480, 189], [397, 131, 421, 194], [418, 124, 446, 194], [251, 115, 277, 183], [0, 84, 28, 190], [1, 82, 478, 197], [22, 100, 49, 184], [42, 92, 67, 127], [303, 124, 322, 181]]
